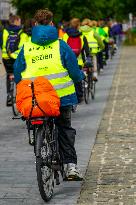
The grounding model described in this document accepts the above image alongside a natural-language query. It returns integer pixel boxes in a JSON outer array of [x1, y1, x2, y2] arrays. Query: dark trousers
[[75, 65, 83, 103], [56, 106, 77, 164], [97, 51, 103, 70], [2, 59, 15, 94], [104, 42, 109, 60]]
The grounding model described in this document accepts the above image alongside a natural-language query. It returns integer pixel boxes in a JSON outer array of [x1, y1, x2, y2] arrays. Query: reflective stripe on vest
[[23, 40, 75, 98]]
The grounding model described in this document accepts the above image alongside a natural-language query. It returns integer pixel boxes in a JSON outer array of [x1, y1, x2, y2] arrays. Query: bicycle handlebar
[[12, 116, 25, 120]]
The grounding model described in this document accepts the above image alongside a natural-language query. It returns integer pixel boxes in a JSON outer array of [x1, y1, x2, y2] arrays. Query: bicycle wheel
[[35, 125, 54, 202], [11, 82, 19, 116], [83, 73, 91, 104]]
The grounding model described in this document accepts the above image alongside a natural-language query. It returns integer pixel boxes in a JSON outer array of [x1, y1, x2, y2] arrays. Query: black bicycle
[[26, 114, 83, 202], [9, 74, 19, 116], [26, 116, 64, 201], [82, 67, 96, 104]]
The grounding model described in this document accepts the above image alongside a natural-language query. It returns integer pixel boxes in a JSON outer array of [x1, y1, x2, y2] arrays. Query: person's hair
[[70, 18, 80, 29], [9, 15, 20, 25], [91, 20, 97, 27], [81, 18, 92, 27], [23, 18, 35, 35], [34, 9, 53, 25]]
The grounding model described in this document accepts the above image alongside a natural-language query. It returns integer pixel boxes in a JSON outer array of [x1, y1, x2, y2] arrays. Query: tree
[[11, 0, 136, 22]]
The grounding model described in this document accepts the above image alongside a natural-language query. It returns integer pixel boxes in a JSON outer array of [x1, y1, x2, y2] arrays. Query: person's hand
[[7, 50, 12, 57]]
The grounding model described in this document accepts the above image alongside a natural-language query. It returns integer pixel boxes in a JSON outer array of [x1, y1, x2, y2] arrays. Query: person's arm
[[13, 46, 26, 84], [59, 39, 85, 83], [82, 36, 90, 57]]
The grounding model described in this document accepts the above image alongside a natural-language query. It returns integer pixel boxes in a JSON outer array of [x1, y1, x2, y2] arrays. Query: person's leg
[[92, 55, 98, 81], [105, 42, 109, 60], [2, 59, 15, 106], [97, 51, 104, 72], [56, 106, 77, 164], [55, 106, 82, 180]]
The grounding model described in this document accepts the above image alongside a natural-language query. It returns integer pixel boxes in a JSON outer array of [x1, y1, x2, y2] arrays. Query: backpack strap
[[29, 82, 47, 119]]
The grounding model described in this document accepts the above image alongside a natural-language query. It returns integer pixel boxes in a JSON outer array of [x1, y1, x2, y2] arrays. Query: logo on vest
[[32, 54, 52, 63], [39, 66, 48, 70]]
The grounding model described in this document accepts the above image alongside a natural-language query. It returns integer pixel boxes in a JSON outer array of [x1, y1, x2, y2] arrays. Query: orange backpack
[[16, 76, 60, 118]]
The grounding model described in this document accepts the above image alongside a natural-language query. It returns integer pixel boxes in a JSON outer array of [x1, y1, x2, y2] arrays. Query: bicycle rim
[[83, 80, 90, 104], [11, 84, 19, 116], [36, 126, 54, 202]]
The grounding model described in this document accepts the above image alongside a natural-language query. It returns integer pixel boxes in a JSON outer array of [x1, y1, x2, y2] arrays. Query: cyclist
[[96, 20, 107, 72], [2, 15, 28, 106], [101, 19, 110, 62], [14, 9, 84, 180], [62, 18, 91, 104], [80, 18, 104, 79]]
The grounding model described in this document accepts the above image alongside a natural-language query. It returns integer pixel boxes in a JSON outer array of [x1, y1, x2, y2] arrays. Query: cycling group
[[1, 9, 120, 202]]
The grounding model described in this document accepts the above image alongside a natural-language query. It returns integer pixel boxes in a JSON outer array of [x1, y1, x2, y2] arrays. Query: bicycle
[[8, 73, 19, 116], [13, 114, 81, 202], [82, 67, 96, 104], [13, 116, 62, 201]]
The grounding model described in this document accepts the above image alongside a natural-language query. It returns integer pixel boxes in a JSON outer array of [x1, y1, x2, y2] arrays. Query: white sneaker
[[100, 68, 104, 73], [64, 163, 83, 181], [72, 105, 77, 113]]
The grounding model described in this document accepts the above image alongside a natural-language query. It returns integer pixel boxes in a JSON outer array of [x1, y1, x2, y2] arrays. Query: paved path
[[0, 51, 119, 205], [78, 47, 136, 205]]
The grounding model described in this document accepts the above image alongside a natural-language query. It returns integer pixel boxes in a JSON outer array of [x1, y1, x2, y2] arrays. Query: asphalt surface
[[0, 51, 120, 205]]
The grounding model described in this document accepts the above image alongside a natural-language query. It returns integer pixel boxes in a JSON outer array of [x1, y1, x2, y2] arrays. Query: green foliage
[[124, 29, 136, 45], [11, 0, 136, 22]]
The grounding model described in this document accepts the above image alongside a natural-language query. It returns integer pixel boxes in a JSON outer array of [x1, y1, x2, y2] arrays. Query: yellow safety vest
[[22, 40, 76, 98], [95, 27, 106, 41], [103, 26, 109, 43], [2, 29, 29, 59], [62, 33, 84, 66], [83, 30, 99, 54]]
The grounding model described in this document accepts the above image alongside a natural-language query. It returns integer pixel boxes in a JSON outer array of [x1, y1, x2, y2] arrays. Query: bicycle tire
[[35, 126, 54, 202], [83, 73, 91, 104], [11, 82, 19, 116]]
